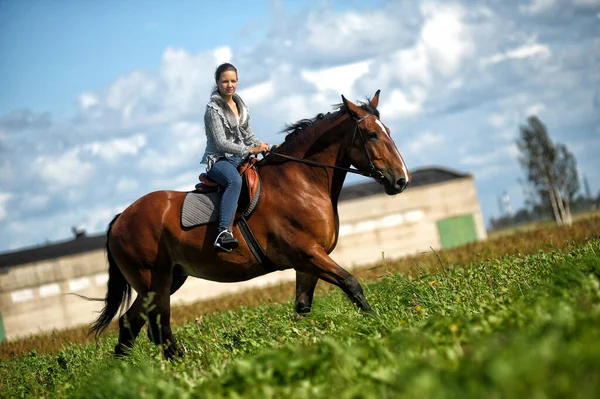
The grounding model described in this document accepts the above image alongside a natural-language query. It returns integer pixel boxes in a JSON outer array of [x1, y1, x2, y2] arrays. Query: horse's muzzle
[[382, 176, 408, 195], [396, 177, 408, 193]]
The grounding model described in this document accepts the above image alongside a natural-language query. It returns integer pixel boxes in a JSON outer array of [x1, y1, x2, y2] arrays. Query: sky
[[0, 0, 599, 252]]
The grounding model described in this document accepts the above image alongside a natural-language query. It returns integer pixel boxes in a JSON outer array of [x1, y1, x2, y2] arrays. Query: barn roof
[[0, 234, 106, 271], [0, 166, 471, 269]]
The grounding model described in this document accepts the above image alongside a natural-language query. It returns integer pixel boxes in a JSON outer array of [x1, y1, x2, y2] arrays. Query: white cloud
[[153, 170, 199, 192], [392, 45, 432, 85], [420, 3, 474, 75], [519, 0, 557, 14], [371, 3, 472, 88], [85, 134, 147, 163], [482, 42, 551, 65], [237, 80, 275, 106], [0, 156, 12, 183], [106, 70, 158, 121], [116, 178, 139, 192], [299, 8, 408, 60], [139, 121, 204, 173], [526, 103, 546, 116], [171, 121, 203, 137], [270, 93, 331, 126], [408, 131, 445, 154], [5, 202, 125, 248], [301, 60, 371, 97], [160, 47, 228, 115], [214, 46, 232, 64], [34, 149, 94, 188], [172, 122, 205, 160], [459, 144, 519, 166], [23, 194, 50, 211], [379, 89, 424, 119], [489, 113, 506, 128], [573, 0, 600, 6], [0, 192, 12, 221], [355, 2, 472, 122], [78, 93, 98, 110], [74, 46, 228, 129]]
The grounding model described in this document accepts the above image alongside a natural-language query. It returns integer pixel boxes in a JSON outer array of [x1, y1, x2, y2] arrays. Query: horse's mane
[[275, 98, 379, 152]]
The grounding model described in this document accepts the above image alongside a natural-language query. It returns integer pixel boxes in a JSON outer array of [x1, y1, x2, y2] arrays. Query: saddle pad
[[181, 191, 222, 228]]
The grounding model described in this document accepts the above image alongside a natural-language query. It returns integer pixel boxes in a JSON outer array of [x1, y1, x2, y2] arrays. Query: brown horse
[[90, 90, 411, 358]]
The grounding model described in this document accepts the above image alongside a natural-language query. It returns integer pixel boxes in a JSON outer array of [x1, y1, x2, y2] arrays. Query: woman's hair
[[212, 63, 238, 95]]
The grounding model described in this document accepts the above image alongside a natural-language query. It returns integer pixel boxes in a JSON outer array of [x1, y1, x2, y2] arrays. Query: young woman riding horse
[[201, 63, 269, 252], [90, 86, 411, 359]]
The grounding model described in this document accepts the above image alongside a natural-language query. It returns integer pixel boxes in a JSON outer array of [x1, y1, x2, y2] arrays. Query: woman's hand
[[249, 142, 270, 155]]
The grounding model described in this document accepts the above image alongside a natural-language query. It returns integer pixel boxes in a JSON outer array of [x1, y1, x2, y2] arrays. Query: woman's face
[[218, 70, 238, 97]]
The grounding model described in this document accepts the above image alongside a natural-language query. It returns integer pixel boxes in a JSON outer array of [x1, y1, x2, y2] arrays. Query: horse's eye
[[367, 131, 378, 140]]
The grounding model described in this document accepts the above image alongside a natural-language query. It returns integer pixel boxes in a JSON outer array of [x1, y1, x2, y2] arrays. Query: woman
[[201, 63, 269, 252]]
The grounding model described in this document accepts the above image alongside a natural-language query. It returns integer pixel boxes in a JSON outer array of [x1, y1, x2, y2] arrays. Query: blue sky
[[0, 0, 599, 252]]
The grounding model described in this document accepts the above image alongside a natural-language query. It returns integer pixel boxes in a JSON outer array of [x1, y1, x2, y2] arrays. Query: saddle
[[183, 156, 275, 270], [193, 157, 261, 221]]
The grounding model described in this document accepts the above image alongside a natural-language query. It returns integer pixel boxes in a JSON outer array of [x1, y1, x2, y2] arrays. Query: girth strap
[[237, 217, 277, 272]]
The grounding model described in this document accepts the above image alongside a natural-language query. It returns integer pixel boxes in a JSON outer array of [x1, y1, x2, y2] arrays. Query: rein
[[265, 114, 385, 181]]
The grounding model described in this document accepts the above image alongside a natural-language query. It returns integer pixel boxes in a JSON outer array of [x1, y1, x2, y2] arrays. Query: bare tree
[[516, 116, 579, 226]]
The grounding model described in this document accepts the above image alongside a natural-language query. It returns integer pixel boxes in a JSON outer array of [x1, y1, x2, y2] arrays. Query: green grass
[[1, 238, 599, 398], [4, 216, 598, 359]]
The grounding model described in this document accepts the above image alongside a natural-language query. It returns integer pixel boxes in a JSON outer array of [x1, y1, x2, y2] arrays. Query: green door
[[0, 312, 5, 343], [437, 214, 478, 249]]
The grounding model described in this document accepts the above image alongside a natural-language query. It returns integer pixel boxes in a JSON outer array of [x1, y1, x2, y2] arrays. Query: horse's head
[[342, 90, 411, 195]]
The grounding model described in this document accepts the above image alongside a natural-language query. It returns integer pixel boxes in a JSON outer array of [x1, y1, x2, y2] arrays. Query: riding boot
[[214, 229, 239, 252]]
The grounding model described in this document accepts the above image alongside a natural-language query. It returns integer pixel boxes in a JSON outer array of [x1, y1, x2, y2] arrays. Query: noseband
[[266, 114, 385, 181]]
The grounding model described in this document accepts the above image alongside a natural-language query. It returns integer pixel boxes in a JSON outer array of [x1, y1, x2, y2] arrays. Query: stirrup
[[214, 230, 239, 253]]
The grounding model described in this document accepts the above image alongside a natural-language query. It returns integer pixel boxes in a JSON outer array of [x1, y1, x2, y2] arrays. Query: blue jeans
[[207, 156, 243, 231]]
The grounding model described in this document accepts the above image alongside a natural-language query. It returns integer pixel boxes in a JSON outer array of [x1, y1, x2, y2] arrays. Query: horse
[[89, 90, 411, 358]]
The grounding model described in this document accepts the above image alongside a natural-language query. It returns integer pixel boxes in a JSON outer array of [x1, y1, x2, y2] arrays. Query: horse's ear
[[341, 94, 361, 118], [369, 90, 381, 109]]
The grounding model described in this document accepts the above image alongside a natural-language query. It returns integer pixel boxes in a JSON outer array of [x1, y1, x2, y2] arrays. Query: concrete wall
[[0, 251, 297, 340], [0, 251, 109, 339], [0, 176, 486, 341]]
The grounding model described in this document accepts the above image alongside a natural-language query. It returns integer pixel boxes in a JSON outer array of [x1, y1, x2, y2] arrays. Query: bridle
[[264, 114, 386, 182]]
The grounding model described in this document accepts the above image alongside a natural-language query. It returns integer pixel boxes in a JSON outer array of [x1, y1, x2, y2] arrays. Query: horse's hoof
[[294, 312, 309, 321], [163, 341, 185, 360], [114, 343, 132, 358], [361, 307, 376, 317]]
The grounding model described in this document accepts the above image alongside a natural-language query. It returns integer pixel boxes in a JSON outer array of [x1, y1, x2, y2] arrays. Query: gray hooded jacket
[[200, 93, 261, 171]]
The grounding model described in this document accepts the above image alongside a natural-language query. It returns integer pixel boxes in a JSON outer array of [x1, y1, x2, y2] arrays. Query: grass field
[[486, 210, 600, 240], [1, 218, 600, 398]]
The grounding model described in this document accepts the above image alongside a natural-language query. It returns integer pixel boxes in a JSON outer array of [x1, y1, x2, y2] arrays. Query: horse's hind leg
[[170, 264, 188, 295], [115, 296, 146, 357], [114, 265, 187, 358], [295, 271, 319, 315], [146, 269, 183, 359]]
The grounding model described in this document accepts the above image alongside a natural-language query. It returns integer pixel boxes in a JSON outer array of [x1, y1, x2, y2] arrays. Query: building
[[334, 166, 487, 266], [0, 166, 486, 342]]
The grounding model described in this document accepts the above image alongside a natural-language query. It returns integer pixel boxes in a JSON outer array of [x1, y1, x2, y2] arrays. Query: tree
[[583, 175, 592, 200], [516, 116, 579, 226], [553, 143, 579, 224]]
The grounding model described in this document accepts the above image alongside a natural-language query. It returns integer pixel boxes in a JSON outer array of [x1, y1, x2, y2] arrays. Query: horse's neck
[[283, 116, 352, 203]]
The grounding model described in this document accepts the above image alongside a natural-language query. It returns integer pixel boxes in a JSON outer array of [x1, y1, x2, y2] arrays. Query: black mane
[[279, 98, 380, 144]]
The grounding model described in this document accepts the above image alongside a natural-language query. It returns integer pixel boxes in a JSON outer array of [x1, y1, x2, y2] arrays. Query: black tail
[[89, 213, 131, 339]]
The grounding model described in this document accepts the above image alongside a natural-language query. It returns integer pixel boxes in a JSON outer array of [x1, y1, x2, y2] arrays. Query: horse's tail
[[89, 213, 131, 339]]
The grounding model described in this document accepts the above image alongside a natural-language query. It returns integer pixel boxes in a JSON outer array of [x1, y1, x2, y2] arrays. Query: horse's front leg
[[299, 247, 373, 313], [295, 271, 319, 315]]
